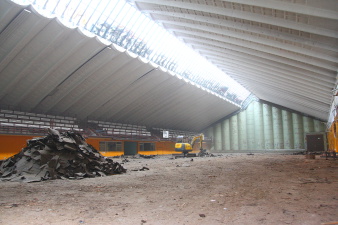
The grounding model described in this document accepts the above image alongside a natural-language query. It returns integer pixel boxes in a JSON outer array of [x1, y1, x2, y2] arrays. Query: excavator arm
[[190, 133, 204, 150]]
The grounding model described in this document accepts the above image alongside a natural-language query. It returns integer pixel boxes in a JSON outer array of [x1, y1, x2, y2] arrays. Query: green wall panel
[[222, 119, 231, 151], [246, 102, 255, 150], [314, 120, 325, 132], [214, 123, 222, 151], [205, 127, 214, 151], [238, 111, 247, 150], [205, 101, 325, 151], [272, 107, 283, 149], [292, 113, 304, 149], [263, 104, 274, 149], [303, 117, 314, 134], [230, 114, 239, 150], [282, 110, 294, 149], [254, 101, 264, 149]]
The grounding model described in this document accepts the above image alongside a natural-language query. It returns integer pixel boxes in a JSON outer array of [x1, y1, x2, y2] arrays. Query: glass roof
[[14, 0, 252, 106]]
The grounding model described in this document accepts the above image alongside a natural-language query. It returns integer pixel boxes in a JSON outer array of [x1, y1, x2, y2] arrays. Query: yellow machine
[[327, 116, 338, 158], [175, 133, 205, 157]]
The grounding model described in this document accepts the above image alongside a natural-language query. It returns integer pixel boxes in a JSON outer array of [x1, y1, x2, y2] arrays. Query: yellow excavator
[[174, 133, 207, 157]]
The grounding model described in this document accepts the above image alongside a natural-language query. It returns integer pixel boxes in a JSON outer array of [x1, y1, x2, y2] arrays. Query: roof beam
[[96, 69, 167, 121], [202, 50, 334, 87], [210, 57, 332, 93], [219, 64, 331, 103], [256, 92, 328, 120], [233, 74, 330, 112], [35, 47, 119, 113], [187, 39, 335, 77], [228, 69, 331, 105], [149, 11, 337, 51], [219, 0, 338, 20], [181, 35, 336, 71], [48, 54, 134, 115], [71, 62, 153, 120], [198, 47, 335, 83], [135, 0, 338, 38], [254, 87, 330, 113], [167, 23, 336, 62], [223, 67, 331, 101]]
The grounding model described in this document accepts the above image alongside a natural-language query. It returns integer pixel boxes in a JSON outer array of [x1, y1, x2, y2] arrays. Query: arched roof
[[0, 0, 240, 131]]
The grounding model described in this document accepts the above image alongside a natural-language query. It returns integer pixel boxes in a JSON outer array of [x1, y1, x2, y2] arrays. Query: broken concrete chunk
[[47, 128, 60, 137], [63, 143, 78, 151]]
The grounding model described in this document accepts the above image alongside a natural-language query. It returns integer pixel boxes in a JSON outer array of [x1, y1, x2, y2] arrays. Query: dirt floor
[[0, 153, 337, 225]]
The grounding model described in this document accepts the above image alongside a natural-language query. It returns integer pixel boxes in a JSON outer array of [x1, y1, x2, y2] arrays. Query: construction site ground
[[0, 153, 337, 225]]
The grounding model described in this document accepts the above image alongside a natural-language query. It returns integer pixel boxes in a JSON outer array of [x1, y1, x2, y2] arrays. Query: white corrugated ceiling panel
[[0, 1, 239, 131]]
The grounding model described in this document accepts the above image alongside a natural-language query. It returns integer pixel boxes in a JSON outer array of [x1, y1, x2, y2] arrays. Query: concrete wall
[[205, 101, 326, 151]]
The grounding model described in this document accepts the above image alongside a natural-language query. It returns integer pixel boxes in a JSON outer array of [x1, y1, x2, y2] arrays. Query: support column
[[282, 110, 294, 149], [292, 113, 304, 149], [263, 104, 274, 149], [230, 114, 239, 150], [205, 127, 214, 151], [303, 117, 314, 134], [222, 119, 231, 151], [246, 102, 255, 150], [214, 123, 222, 151], [272, 107, 283, 149], [238, 111, 247, 150], [314, 120, 325, 132], [254, 101, 264, 149]]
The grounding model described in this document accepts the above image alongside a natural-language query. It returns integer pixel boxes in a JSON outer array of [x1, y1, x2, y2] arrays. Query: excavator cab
[[174, 135, 193, 156]]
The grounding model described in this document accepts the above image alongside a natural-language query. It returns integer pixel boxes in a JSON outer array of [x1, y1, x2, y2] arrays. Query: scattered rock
[[139, 154, 156, 159], [132, 167, 149, 171], [5, 204, 19, 208], [176, 164, 192, 167], [122, 158, 130, 163]]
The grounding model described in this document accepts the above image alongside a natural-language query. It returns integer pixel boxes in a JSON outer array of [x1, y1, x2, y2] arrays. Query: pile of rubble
[[0, 128, 126, 182]]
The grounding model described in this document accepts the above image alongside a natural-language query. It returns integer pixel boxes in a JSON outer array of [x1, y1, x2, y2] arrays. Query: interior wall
[[0, 134, 194, 160], [0, 134, 41, 159], [204, 101, 326, 151]]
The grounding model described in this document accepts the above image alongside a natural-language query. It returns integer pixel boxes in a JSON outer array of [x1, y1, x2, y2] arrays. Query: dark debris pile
[[0, 128, 126, 182]]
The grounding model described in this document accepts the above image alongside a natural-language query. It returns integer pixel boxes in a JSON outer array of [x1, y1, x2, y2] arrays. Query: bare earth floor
[[0, 154, 337, 225]]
